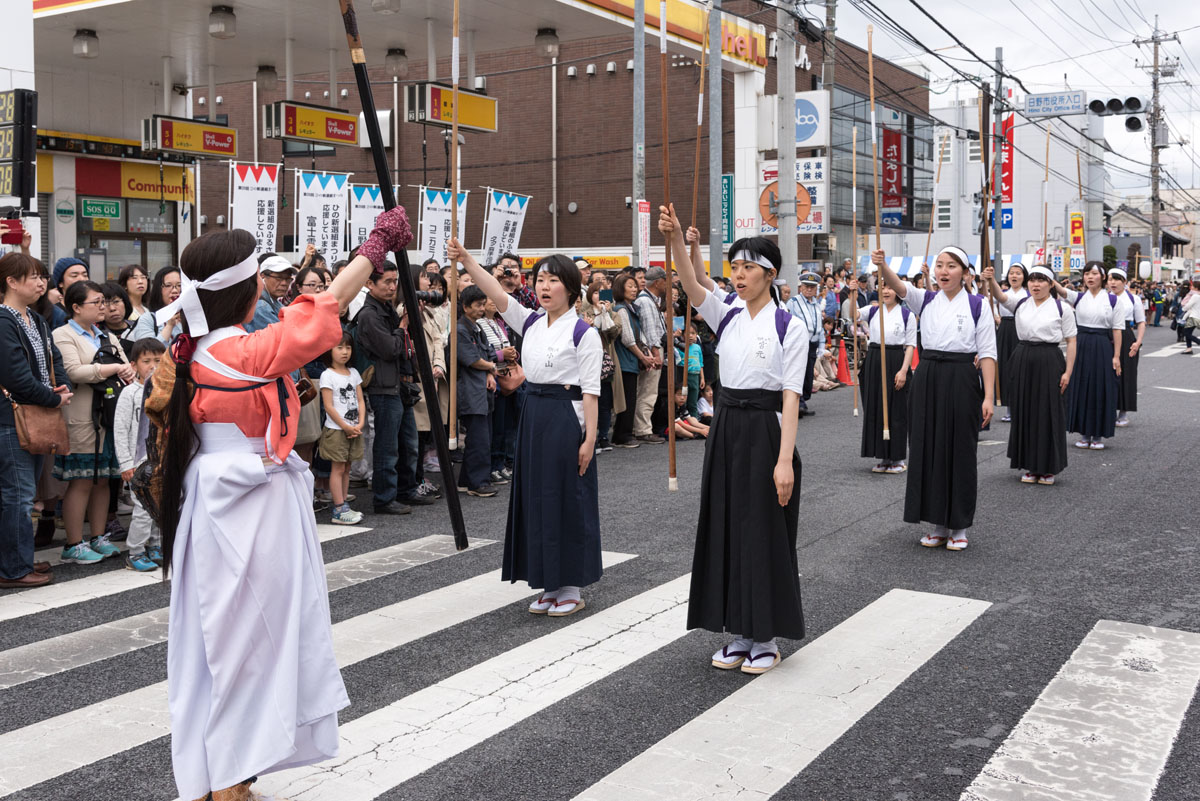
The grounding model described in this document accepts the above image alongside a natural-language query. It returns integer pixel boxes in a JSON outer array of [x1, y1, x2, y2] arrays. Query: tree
[[1103, 244, 1117, 270]]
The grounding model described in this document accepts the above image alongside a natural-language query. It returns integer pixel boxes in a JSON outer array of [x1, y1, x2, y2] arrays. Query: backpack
[[866, 305, 912, 325], [1071, 291, 1119, 310], [1013, 296, 1063, 316], [919, 290, 984, 324], [714, 305, 793, 345]]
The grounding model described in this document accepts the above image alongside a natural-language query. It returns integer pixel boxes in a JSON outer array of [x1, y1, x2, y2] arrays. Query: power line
[[901, 0, 1030, 92], [1082, 0, 1138, 37]]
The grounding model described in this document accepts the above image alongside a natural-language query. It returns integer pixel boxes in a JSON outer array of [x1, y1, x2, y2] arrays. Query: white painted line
[[31, 522, 366, 569], [960, 620, 1200, 801], [1153, 386, 1200, 394], [1145, 343, 1200, 358], [0, 535, 491, 691], [0, 551, 637, 797], [4, 524, 371, 623], [574, 588, 990, 801], [257, 573, 692, 801]]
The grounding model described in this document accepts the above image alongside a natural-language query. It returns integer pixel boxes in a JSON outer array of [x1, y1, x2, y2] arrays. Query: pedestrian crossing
[[3, 516, 1200, 801], [1144, 342, 1200, 358]]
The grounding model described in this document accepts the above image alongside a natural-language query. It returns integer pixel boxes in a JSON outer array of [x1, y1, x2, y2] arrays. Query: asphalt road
[[2, 323, 1198, 801]]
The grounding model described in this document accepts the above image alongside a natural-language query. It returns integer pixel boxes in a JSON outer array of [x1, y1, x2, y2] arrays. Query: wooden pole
[[659, 0, 678, 491], [335, 0, 468, 549], [851, 125, 860, 417], [685, 7, 709, 404], [979, 87, 1001, 405], [866, 26, 889, 440], [922, 130, 946, 286], [447, 0, 461, 449], [1041, 124, 1052, 263]]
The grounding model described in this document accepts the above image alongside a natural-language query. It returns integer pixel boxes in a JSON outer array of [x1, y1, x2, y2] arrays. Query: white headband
[[1110, 268, 1127, 280], [1028, 265, 1055, 281], [730, 250, 776, 271], [155, 253, 260, 337], [937, 246, 971, 272]]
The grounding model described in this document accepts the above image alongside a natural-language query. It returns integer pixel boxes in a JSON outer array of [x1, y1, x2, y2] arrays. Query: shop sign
[[405, 83, 499, 134], [73, 158, 196, 203], [143, 115, 237, 158], [81, 198, 121, 219], [55, 199, 74, 223], [268, 101, 359, 146]]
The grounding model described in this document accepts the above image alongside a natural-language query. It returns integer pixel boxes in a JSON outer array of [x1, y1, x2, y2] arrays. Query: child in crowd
[[685, 324, 704, 419], [319, 331, 365, 525], [113, 337, 166, 572], [455, 285, 499, 497], [672, 386, 710, 440], [697, 384, 714, 425]]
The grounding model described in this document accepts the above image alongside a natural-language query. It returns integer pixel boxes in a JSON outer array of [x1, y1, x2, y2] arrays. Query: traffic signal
[[1088, 96, 1146, 133]]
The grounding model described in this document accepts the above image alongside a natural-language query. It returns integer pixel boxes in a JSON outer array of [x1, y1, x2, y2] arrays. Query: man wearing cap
[[50, 257, 91, 329], [498, 253, 539, 311], [632, 266, 668, 442], [245, 253, 297, 333], [786, 272, 825, 416], [575, 258, 593, 288]]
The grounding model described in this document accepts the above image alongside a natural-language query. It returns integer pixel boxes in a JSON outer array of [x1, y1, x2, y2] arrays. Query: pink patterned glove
[[358, 206, 413, 272]]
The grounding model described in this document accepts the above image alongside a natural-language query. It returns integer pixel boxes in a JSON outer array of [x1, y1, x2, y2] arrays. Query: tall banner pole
[[867, 26, 890, 441], [447, 0, 461, 449], [980, 87, 1001, 405], [851, 125, 860, 417], [335, 0, 468, 549], [686, 5, 710, 363], [660, 0, 678, 491], [1041, 124, 1052, 263], [922, 130, 946, 285]]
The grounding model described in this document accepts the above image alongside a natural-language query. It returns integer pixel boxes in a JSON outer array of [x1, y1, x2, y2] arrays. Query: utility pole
[[1135, 15, 1179, 262], [633, 0, 646, 266], [822, 0, 837, 262], [777, 1, 798, 286], [708, 0, 723, 276], [992, 47, 1004, 269]]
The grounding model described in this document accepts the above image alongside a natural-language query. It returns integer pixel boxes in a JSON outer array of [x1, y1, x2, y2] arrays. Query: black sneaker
[[399, 492, 437, 506], [373, 500, 413, 515], [612, 439, 640, 449], [490, 470, 511, 485], [467, 484, 499, 497], [595, 440, 614, 452]]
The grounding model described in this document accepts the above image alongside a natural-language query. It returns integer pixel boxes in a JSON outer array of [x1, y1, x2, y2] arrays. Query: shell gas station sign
[[578, 0, 767, 69], [266, 101, 359, 147], [142, 115, 237, 158]]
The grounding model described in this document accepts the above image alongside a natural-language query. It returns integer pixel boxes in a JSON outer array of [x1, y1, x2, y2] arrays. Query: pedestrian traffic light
[[1087, 96, 1146, 133]]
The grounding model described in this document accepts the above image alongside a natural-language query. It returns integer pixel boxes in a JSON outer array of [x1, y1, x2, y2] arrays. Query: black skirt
[[996, 317, 1018, 404], [1007, 342, 1068, 476], [904, 350, 982, 530], [502, 383, 602, 590], [859, 343, 909, 461], [688, 388, 804, 642], [1117, 324, 1139, 412], [1066, 327, 1117, 439]]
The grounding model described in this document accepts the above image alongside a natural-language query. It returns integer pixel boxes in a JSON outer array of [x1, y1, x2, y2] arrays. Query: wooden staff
[[336, 0, 468, 549], [922, 130, 946, 287], [1076, 148, 1083, 200], [978, 87, 1001, 405], [851, 125, 860, 416], [447, 0, 461, 449], [866, 25, 889, 440], [1041, 124, 1051, 263], [660, 0, 678, 491], [685, 5, 710, 405]]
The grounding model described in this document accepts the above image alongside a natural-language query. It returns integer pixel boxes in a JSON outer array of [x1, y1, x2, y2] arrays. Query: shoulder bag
[[1, 334, 69, 455]]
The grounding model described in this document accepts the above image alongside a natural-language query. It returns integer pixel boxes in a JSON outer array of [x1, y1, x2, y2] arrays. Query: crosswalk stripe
[[3, 524, 372, 623], [31, 522, 367, 570], [255, 573, 692, 801], [959, 620, 1200, 801], [573, 588, 990, 801], [1144, 343, 1200, 358], [0, 551, 637, 797], [0, 534, 491, 691], [1153, 385, 1200, 394]]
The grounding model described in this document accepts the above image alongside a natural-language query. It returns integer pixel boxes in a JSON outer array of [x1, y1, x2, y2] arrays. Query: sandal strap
[[552, 598, 582, 608], [745, 650, 779, 664]]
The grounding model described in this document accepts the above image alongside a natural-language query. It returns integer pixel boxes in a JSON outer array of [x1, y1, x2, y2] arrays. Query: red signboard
[[1000, 113, 1014, 204], [279, 102, 359, 146], [882, 128, 903, 211]]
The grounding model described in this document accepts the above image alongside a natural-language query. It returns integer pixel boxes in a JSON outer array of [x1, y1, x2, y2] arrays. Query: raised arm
[[980, 265, 1009, 304], [331, 207, 413, 312], [685, 225, 715, 293], [446, 238, 510, 314], [659, 204, 705, 304], [871, 249, 907, 299]]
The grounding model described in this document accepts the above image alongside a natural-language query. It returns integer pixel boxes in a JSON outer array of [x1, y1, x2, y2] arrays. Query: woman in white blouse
[[983, 264, 1077, 485], [447, 239, 603, 618], [1052, 262, 1122, 450], [859, 284, 917, 474], [873, 246, 996, 552], [1106, 268, 1145, 427], [661, 205, 805, 676], [995, 265, 1029, 423]]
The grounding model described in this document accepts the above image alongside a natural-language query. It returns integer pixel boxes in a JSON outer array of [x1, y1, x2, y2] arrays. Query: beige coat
[[579, 298, 625, 416], [411, 305, 449, 431], [52, 323, 129, 454]]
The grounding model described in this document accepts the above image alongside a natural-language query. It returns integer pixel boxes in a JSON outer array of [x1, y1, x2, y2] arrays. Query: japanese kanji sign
[[295, 172, 350, 261], [480, 189, 530, 266], [417, 186, 469, 266], [229, 162, 280, 254]]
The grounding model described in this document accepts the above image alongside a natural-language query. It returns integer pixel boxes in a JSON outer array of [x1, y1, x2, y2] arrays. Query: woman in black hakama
[[995, 265, 1029, 423], [1055, 263, 1122, 451], [859, 286, 916, 473]]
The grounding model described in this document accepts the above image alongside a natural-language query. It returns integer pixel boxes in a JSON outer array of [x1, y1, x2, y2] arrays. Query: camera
[[416, 290, 445, 306]]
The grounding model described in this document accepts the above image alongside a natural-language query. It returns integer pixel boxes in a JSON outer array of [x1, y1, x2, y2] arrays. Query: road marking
[[1144, 343, 1200, 358], [0, 551, 637, 797], [256, 574, 693, 801], [0, 535, 491, 691], [1153, 386, 1200, 394], [960, 620, 1200, 801], [574, 589, 990, 801], [3, 524, 371, 623]]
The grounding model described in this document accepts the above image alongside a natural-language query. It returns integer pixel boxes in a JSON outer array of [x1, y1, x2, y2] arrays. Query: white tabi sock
[[555, 585, 581, 603], [749, 639, 778, 657]]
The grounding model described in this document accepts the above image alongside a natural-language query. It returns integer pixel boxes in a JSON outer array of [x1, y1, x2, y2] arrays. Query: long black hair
[[159, 230, 260, 573], [727, 237, 782, 305], [531, 254, 583, 305], [148, 266, 182, 313]]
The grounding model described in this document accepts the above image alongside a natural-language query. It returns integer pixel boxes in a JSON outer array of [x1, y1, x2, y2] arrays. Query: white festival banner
[[418, 186, 469, 265], [295, 172, 351, 261], [480, 189, 530, 265], [348, 184, 400, 250], [229, 162, 281, 254]]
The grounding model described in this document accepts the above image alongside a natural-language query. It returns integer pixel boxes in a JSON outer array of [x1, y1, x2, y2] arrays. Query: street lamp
[[535, 28, 560, 59], [385, 48, 409, 78], [256, 65, 278, 92], [73, 29, 100, 59]]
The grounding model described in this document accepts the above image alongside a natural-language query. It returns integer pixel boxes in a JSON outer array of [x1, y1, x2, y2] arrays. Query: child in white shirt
[[319, 332, 365, 525], [114, 337, 165, 572]]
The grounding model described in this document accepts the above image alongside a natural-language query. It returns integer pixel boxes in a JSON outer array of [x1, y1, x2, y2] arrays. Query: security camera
[[625, 197, 633, 209]]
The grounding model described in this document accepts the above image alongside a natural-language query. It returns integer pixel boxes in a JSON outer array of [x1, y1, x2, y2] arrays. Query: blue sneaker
[[60, 542, 104, 565], [88, 534, 121, 558], [125, 552, 158, 572], [146, 546, 164, 566]]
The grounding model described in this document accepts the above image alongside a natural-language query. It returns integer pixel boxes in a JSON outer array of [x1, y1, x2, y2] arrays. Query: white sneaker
[[529, 593, 557, 615], [711, 638, 752, 670]]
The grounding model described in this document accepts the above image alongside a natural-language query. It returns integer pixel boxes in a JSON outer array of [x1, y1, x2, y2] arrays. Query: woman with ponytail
[[158, 209, 412, 801]]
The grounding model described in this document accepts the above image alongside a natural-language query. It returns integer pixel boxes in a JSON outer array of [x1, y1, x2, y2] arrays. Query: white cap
[[259, 255, 296, 275]]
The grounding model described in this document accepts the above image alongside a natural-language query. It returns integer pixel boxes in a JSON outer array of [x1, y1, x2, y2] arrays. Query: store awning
[[858, 254, 1040, 276]]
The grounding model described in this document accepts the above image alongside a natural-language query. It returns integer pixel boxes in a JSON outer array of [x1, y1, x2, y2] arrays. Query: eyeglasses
[[300, 282, 325, 291], [101, 299, 124, 308], [77, 298, 105, 307], [162, 282, 182, 291]]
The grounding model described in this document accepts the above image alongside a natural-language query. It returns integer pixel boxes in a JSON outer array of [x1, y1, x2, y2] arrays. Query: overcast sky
[[806, 0, 1200, 200]]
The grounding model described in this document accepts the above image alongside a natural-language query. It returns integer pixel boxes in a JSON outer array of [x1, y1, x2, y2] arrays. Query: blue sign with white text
[[795, 98, 821, 143], [989, 208, 1014, 230]]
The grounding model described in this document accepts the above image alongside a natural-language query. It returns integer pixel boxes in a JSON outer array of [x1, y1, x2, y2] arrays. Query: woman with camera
[[52, 280, 133, 565]]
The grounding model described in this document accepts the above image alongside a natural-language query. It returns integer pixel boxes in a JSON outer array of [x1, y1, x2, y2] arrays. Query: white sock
[[950, 529, 967, 539], [538, 588, 560, 601], [750, 639, 778, 656], [933, 525, 950, 537], [555, 586, 581, 603], [727, 635, 752, 651]]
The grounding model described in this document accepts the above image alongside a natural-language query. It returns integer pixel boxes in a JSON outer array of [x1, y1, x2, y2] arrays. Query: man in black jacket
[[357, 263, 432, 515]]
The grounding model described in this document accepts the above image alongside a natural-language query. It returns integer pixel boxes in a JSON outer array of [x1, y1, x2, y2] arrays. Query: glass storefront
[[77, 196, 177, 278]]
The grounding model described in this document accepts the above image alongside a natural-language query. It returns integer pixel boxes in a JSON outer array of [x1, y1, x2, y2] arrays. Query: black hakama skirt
[[1065, 327, 1117, 440], [996, 317, 1019, 405], [688, 388, 804, 642], [502, 383, 602, 590], [903, 350, 982, 530], [1117, 324, 1139, 412], [859, 343, 909, 462], [1007, 342, 1068, 476]]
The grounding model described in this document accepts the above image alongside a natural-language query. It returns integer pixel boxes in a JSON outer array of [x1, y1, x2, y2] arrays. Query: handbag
[[295, 368, 319, 405], [294, 395, 322, 445], [497, 360, 526, 395], [0, 336, 70, 455]]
